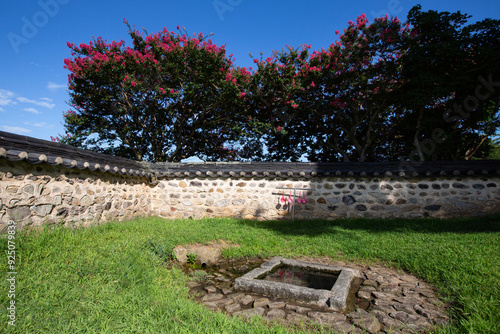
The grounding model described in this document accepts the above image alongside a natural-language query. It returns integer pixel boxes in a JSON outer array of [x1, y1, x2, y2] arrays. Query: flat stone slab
[[234, 257, 360, 311], [173, 240, 239, 265]]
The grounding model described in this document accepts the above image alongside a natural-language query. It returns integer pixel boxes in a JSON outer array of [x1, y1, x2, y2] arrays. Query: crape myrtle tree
[[243, 45, 313, 161], [243, 13, 416, 162], [62, 21, 250, 162], [304, 14, 411, 162], [238, 14, 413, 162], [60, 8, 499, 162], [390, 5, 500, 161], [249, 7, 499, 162]]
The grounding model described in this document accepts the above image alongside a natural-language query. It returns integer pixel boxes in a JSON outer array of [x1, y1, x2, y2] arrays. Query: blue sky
[[1, 0, 499, 141]]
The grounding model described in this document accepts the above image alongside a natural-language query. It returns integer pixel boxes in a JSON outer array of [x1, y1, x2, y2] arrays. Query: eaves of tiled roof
[[0, 131, 150, 177], [2, 131, 500, 179]]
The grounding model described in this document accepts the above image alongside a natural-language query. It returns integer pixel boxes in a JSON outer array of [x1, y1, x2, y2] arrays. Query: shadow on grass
[[237, 214, 500, 237]]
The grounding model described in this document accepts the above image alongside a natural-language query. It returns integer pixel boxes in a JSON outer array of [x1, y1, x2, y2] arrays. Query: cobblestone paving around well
[[185, 257, 449, 333]]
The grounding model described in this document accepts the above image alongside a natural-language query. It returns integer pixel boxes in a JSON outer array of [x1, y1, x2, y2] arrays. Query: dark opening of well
[[259, 264, 339, 290]]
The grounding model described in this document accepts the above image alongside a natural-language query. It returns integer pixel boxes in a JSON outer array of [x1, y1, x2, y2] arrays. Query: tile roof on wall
[[2, 131, 500, 179], [0, 131, 149, 177]]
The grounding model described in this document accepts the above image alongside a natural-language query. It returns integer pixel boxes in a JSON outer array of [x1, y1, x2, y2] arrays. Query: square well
[[234, 257, 360, 311]]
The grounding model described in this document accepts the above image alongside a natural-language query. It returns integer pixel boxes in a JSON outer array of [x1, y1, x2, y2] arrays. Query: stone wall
[[0, 160, 153, 230], [3, 159, 499, 231], [152, 176, 500, 221], [2, 134, 500, 231]]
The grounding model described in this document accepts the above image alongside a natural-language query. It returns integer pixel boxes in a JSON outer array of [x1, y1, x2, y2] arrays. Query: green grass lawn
[[1, 216, 499, 333]]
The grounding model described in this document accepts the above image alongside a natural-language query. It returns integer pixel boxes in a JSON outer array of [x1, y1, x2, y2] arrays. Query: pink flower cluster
[[64, 13, 417, 121], [355, 13, 369, 28], [64, 23, 240, 95], [225, 72, 237, 84]]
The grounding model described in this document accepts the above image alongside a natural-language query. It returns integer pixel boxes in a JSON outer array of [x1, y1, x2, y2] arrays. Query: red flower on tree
[[62, 21, 250, 162]]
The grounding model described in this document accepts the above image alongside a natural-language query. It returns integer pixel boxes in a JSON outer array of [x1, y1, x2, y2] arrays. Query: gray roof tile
[[2, 131, 500, 178]]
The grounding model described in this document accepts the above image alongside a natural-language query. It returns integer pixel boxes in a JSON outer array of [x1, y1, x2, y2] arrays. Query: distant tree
[[61, 22, 249, 162], [487, 137, 500, 159]]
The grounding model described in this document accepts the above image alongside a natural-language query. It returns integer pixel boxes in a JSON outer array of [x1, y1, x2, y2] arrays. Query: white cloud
[[0, 90, 58, 113], [0, 89, 16, 107], [17, 96, 55, 109], [1, 126, 32, 134], [23, 121, 53, 128], [24, 107, 41, 114], [47, 82, 66, 91]]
